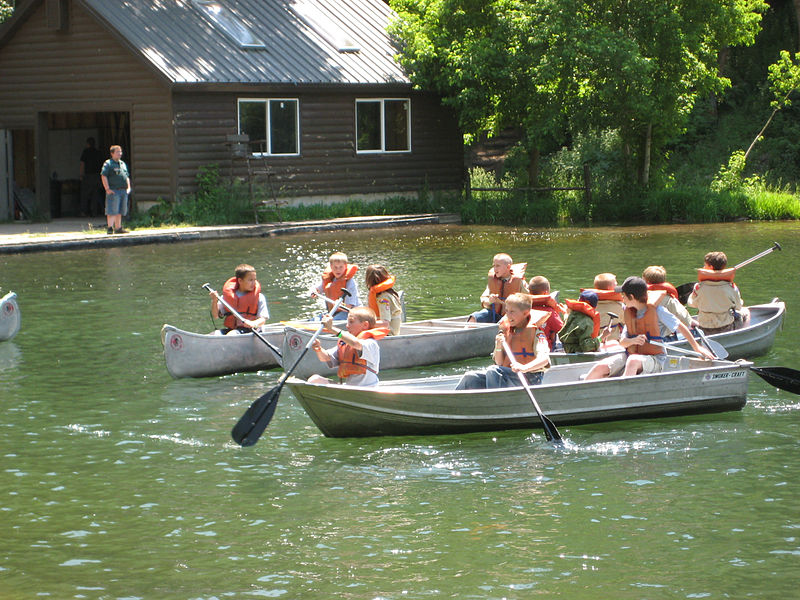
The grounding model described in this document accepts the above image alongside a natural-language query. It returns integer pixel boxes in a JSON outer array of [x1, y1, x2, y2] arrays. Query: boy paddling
[[585, 276, 714, 379]]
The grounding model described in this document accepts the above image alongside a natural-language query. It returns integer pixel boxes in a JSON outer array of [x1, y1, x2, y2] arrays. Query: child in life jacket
[[456, 293, 550, 389], [528, 275, 564, 350], [687, 251, 749, 334], [365, 264, 403, 335], [642, 265, 696, 334], [210, 264, 269, 335], [583, 272, 624, 341], [467, 253, 529, 323], [559, 290, 601, 353], [311, 251, 361, 319], [309, 307, 388, 387], [585, 277, 714, 380]]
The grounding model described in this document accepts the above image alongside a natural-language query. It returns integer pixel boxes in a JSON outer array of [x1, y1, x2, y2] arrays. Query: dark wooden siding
[[0, 0, 174, 206], [173, 89, 464, 200]]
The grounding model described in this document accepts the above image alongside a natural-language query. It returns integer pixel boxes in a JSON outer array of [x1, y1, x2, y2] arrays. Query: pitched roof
[[5, 0, 411, 86]]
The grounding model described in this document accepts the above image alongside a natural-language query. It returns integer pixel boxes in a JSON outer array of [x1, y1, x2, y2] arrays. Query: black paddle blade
[[231, 385, 283, 446], [751, 366, 800, 395], [540, 414, 563, 444], [676, 282, 694, 305]]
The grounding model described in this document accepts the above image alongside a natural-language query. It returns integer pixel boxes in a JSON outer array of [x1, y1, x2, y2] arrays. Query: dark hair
[[704, 251, 728, 270], [365, 264, 399, 298], [619, 276, 648, 303], [235, 264, 256, 280]]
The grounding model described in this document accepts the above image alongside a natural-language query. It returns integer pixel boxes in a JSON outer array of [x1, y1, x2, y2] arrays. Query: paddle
[[676, 241, 782, 304], [501, 340, 563, 444], [694, 327, 728, 360], [750, 367, 800, 395], [312, 292, 351, 313], [202, 283, 282, 361], [231, 294, 346, 447]]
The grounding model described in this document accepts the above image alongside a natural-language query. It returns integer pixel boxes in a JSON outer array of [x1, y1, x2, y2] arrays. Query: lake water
[[1, 221, 799, 599]]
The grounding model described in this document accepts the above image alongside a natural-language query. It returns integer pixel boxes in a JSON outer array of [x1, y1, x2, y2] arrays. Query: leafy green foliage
[[0, 1, 13, 24]]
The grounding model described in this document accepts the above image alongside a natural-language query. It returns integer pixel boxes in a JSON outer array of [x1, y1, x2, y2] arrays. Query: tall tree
[[390, 0, 767, 185]]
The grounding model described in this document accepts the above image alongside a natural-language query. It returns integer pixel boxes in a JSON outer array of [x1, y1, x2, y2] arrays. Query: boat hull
[[287, 358, 752, 438], [161, 324, 283, 378], [550, 300, 785, 365], [0, 291, 21, 342], [281, 316, 497, 379]]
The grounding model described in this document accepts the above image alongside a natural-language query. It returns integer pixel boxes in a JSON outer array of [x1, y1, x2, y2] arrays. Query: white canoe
[[0, 291, 21, 342], [161, 324, 284, 378], [281, 315, 498, 379], [287, 357, 752, 438], [550, 299, 785, 365]]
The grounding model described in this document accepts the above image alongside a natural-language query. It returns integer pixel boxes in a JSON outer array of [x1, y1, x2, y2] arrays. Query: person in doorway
[[79, 137, 104, 217], [210, 264, 269, 335], [100, 145, 131, 234], [456, 293, 550, 389], [308, 307, 388, 386], [584, 276, 714, 380], [365, 264, 403, 335]]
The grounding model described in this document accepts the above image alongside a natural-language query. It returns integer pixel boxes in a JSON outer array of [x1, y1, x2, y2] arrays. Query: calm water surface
[[1, 222, 799, 599]]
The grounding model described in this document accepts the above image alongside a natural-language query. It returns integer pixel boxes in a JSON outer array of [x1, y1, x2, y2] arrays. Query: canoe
[[0, 291, 21, 342], [161, 324, 284, 378], [550, 299, 785, 365], [287, 357, 752, 438], [281, 315, 498, 379]]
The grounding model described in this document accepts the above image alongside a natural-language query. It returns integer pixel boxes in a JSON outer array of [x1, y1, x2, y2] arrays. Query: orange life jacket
[[487, 263, 527, 316], [337, 327, 390, 379], [564, 298, 601, 338], [529, 294, 566, 315], [647, 282, 679, 300], [322, 264, 358, 301], [221, 276, 261, 330], [368, 275, 396, 316], [498, 311, 547, 367], [581, 288, 624, 302], [697, 267, 736, 282], [623, 302, 664, 355]]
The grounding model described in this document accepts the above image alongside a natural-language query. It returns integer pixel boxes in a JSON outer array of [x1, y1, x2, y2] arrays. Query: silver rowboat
[[287, 357, 752, 438], [161, 323, 284, 378], [281, 315, 498, 380], [550, 299, 785, 365], [0, 291, 21, 342]]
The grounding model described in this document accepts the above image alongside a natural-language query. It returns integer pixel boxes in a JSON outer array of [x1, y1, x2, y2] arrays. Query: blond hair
[[593, 272, 617, 290], [642, 265, 666, 284], [505, 292, 532, 312], [348, 306, 376, 328], [493, 253, 513, 265], [528, 275, 550, 294], [329, 251, 348, 264]]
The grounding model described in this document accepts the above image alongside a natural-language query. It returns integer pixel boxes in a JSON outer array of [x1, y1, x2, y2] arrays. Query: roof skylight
[[291, 0, 360, 53], [192, 0, 266, 49]]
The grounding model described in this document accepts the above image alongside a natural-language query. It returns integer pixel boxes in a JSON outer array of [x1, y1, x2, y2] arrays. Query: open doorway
[[10, 111, 130, 220]]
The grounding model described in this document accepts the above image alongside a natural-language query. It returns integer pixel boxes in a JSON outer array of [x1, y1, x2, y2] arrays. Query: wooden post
[[583, 162, 592, 207]]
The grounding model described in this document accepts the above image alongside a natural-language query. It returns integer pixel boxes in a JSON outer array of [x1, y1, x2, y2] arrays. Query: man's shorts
[[605, 352, 664, 376]]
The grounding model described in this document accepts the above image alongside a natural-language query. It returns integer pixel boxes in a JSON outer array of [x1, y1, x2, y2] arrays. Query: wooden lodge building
[[0, 0, 463, 220]]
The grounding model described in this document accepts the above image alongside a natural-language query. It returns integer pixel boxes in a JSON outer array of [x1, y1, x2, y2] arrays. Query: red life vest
[[221, 276, 261, 330], [581, 288, 624, 302], [498, 312, 547, 367], [647, 282, 679, 300], [322, 264, 358, 301], [368, 275, 396, 316], [529, 294, 566, 315], [564, 298, 601, 338], [697, 267, 736, 282], [623, 302, 663, 355], [487, 263, 527, 316], [337, 327, 389, 379]]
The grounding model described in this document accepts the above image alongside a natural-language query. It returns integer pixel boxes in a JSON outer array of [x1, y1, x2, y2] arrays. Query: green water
[[1, 222, 799, 599]]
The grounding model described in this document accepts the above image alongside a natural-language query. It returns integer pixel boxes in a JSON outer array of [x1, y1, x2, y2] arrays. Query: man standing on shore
[[100, 145, 131, 234]]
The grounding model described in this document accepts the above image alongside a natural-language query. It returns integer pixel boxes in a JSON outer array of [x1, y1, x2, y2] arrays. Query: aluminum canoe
[[0, 291, 21, 342], [287, 357, 752, 438], [161, 323, 284, 378], [550, 299, 785, 365], [281, 315, 498, 379]]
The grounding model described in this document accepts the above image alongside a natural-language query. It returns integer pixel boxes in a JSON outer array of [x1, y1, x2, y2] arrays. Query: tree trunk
[[527, 146, 540, 187], [638, 123, 652, 186], [794, 0, 800, 52]]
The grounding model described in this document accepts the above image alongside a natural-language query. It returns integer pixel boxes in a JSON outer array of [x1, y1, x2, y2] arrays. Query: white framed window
[[238, 99, 300, 156], [355, 98, 411, 154]]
